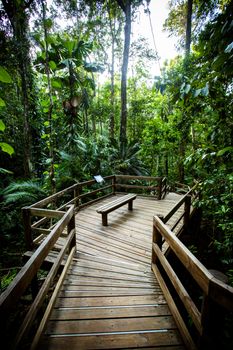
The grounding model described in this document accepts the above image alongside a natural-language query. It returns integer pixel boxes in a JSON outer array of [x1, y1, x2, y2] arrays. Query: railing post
[[157, 178, 162, 200], [112, 175, 116, 195], [200, 294, 221, 349], [74, 184, 80, 211], [184, 195, 191, 229], [22, 207, 33, 250], [162, 177, 167, 198], [151, 215, 163, 266], [67, 206, 76, 252]]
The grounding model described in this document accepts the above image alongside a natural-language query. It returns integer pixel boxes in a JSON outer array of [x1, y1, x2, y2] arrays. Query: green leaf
[[49, 61, 57, 70], [0, 142, 14, 155], [0, 167, 13, 174], [0, 97, 6, 107], [225, 42, 233, 53], [0, 66, 12, 83], [201, 83, 209, 96], [51, 78, 62, 89], [193, 89, 202, 97], [0, 119, 6, 131], [184, 84, 191, 94], [217, 147, 233, 156]]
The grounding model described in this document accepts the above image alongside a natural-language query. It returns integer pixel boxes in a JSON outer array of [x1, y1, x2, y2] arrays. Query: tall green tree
[[1, 0, 37, 177]]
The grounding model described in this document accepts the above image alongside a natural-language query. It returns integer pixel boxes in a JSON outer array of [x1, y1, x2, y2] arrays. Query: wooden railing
[[22, 175, 167, 249], [115, 175, 167, 199], [162, 184, 198, 235], [0, 205, 76, 349], [152, 215, 233, 349]]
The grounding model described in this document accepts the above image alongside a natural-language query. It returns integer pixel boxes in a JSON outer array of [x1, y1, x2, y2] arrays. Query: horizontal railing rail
[[0, 205, 76, 349], [161, 184, 198, 240], [152, 215, 233, 349], [22, 175, 167, 249], [115, 175, 167, 200]]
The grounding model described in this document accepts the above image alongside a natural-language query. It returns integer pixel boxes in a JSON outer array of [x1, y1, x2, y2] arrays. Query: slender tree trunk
[[179, 0, 193, 183], [118, 0, 131, 156], [185, 0, 193, 56], [42, 0, 56, 193], [109, 23, 116, 140]]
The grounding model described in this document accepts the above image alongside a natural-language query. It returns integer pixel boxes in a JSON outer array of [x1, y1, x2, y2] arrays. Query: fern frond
[[3, 191, 39, 206], [2, 181, 45, 195]]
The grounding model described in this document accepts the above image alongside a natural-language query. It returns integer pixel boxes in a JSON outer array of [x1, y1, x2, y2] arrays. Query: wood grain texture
[[36, 194, 188, 349]]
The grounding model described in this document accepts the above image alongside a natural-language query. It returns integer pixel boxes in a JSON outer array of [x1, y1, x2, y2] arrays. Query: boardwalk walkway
[[39, 194, 186, 349]]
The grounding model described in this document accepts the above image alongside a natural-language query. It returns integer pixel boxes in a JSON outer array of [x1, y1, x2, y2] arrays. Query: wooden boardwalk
[[39, 194, 186, 349]]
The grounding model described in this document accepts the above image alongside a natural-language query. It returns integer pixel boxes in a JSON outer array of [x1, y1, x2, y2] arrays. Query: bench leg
[[102, 213, 108, 226], [128, 200, 133, 211]]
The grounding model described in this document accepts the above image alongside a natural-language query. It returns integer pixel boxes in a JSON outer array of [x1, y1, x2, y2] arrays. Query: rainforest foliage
[[0, 0, 232, 283]]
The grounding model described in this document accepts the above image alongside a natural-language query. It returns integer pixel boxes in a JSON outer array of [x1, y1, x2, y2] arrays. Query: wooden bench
[[96, 194, 137, 226]]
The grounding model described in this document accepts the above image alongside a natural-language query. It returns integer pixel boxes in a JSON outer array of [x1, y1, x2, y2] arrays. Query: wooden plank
[[46, 316, 177, 334], [96, 194, 136, 214], [55, 295, 167, 308], [50, 305, 171, 320], [58, 290, 161, 297], [115, 175, 161, 181], [30, 208, 66, 219], [75, 236, 151, 265], [76, 252, 148, 271], [39, 330, 183, 349], [116, 184, 158, 190], [65, 269, 153, 283], [62, 277, 156, 287], [78, 184, 112, 199]]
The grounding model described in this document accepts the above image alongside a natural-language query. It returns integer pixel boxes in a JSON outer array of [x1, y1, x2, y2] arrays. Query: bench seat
[[97, 194, 137, 226]]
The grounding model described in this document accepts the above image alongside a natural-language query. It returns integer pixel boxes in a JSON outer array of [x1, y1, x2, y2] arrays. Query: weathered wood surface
[[96, 193, 137, 226], [38, 194, 186, 349]]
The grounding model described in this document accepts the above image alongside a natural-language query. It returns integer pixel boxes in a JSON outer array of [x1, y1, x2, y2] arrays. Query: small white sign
[[94, 175, 104, 183]]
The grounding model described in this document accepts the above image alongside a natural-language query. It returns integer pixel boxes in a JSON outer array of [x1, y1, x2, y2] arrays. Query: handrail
[[22, 175, 167, 249], [0, 205, 76, 349], [115, 175, 167, 199], [22, 175, 116, 249], [152, 215, 233, 348], [160, 184, 198, 242]]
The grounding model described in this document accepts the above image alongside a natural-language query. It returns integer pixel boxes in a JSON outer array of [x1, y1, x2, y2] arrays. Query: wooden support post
[[22, 207, 33, 250], [162, 177, 167, 198], [102, 213, 108, 226], [151, 215, 163, 266], [184, 195, 191, 229], [67, 206, 76, 251], [112, 175, 116, 195], [31, 274, 39, 299], [200, 295, 222, 349], [128, 199, 133, 210], [200, 270, 228, 350], [74, 185, 80, 211], [158, 178, 162, 200]]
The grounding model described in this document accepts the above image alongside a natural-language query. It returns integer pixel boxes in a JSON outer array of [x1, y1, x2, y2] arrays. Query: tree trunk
[[179, 0, 193, 183], [109, 23, 116, 141], [2, 0, 35, 178], [185, 0, 193, 56], [118, 0, 131, 156], [42, 0, 56, 193]]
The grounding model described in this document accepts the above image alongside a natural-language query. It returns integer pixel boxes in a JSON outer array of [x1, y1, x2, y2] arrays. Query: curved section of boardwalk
[[39, 194, 186, 349]]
